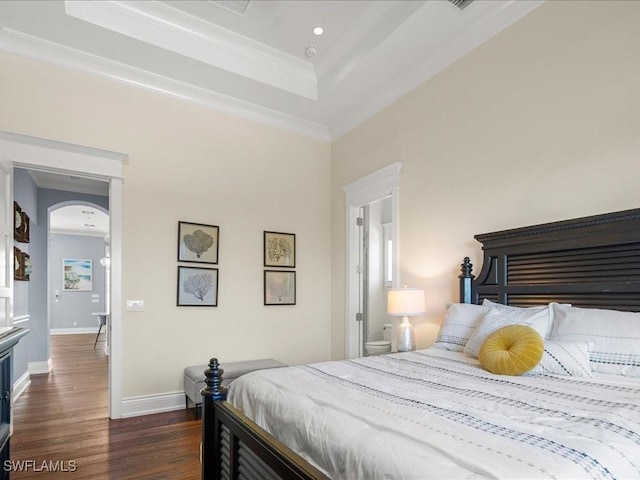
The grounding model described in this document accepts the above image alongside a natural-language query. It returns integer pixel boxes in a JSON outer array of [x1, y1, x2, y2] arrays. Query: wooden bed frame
[[201, 207, 640, 479]]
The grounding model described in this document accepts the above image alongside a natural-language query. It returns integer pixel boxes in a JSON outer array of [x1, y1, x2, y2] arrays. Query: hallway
[[10, 334, 201, 479]]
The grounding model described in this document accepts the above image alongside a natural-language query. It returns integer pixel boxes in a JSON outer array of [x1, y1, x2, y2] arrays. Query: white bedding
[[228, 348, 640, 479]]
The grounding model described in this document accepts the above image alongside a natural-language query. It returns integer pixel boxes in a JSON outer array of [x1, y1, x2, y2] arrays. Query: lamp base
[[397, 316, 415, 352]]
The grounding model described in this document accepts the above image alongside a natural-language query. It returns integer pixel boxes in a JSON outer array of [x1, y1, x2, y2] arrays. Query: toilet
[[365, 324, 392, 356]]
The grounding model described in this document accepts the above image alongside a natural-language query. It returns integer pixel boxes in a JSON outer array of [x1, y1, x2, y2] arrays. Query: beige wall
[[2, 0, 640, 398], [0, 52, 332, 397], [331, 0, 640, 358]]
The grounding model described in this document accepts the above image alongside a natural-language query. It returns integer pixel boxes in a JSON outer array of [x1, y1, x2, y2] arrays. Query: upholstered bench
[[184, 358, 287, 420]]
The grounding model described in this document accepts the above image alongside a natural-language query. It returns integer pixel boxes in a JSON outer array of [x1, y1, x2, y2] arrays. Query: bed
[[201, 208, 640, 479]]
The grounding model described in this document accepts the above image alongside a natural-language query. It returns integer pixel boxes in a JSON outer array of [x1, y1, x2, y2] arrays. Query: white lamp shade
[[387, 288, 425, 316]]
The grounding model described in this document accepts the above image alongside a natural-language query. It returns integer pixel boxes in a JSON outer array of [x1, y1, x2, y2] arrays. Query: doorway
[[48, 201, 110, 346], [358, 197, 393, 356], [0, 130, 125, 419], [343, 163, 401, 359]]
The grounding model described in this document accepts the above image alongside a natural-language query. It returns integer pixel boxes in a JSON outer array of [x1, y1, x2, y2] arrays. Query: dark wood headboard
[[460, 208, 640, 312]]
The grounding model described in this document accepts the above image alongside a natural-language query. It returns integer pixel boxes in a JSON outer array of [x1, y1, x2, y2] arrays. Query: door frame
[[0, 130, 127, 419], [0, 159, 13, 332], [342, 162, 401, 359]]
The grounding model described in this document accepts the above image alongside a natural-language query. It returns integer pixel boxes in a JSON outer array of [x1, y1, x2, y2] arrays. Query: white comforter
[[228, 349, 640, 479]]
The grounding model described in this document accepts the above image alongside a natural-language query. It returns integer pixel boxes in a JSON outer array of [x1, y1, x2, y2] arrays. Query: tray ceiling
[[0, 0, 542, 140]]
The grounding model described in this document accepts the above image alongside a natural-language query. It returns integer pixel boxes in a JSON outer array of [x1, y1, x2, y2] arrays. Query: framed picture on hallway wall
[[14, 201, 30, 243], [14, 247, 26, 281], [63, 259, 92, 291]]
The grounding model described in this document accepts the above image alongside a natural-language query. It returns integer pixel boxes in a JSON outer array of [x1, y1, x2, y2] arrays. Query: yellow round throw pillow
[[478, 324, 544, 376]]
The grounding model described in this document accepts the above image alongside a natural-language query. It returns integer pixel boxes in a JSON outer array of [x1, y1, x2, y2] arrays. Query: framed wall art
[[178, 222, 219, 264], [177, 266, 219, 306], [14, 247, 26, 281], [264, 231, 295, 268], [63, 259, 92, 291], [264, 270, 296, 306], [14, 201, 30, 243]]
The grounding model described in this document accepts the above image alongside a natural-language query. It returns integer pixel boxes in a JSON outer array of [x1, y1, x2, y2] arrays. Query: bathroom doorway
[[343, 163, 401, 359], [358, 198, 394, 356]]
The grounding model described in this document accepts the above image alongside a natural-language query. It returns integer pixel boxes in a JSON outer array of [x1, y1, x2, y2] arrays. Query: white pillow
[[464, 306, 551, 358], [527, 341, 592, 377], [432, 303, 490, 352], [482, 299, 553, 338], [550, 303, 640, 377]]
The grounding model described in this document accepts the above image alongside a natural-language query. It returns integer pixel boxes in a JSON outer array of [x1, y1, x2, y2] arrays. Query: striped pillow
[[482, 299, 554, 338], [433, 303, 490, 352], [550, 303, 640, 377], [464, 307, 550, 358], [528, 341, 593, 377]]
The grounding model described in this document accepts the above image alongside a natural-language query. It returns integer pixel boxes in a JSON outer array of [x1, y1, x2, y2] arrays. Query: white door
[[0, 159, 13, 328]]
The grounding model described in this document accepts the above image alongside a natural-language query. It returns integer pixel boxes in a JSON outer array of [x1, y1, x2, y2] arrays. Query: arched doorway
[[49, 202, 110, 336]]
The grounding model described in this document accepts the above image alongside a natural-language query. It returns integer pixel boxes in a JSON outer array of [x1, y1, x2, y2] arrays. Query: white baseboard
[[29, 358, 53, 375], [121, 391, 185, 418], [13, 370, 31, 402], [51, 327, 99, 335]]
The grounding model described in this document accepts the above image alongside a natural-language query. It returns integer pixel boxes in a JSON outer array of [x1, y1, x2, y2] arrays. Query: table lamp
[[387, 287, 425, 352]]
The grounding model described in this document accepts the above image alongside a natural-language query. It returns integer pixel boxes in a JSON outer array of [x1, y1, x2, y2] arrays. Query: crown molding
[[0, 28, 331, 142], [64, 1, 318, 100]]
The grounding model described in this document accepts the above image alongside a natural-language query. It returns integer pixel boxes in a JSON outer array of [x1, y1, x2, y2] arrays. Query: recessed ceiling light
[[312, 26, 324, 36], [305, 45, 318, 58]]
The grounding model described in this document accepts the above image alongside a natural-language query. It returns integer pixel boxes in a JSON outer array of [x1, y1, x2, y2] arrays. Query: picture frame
[[63, 259, 92, 291], [263, 231, 295, 268], [264, 270, 296, 306], [178, 222, 219, 264], [14, 247, 25, 281], [177, 266, 219, 306], [14, 201, 30, 243]]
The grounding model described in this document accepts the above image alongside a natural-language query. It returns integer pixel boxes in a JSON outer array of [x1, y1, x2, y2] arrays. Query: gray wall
[[13, 169, 37, 384], [49, 234, 107, 329], [25, 178, 108, 364]]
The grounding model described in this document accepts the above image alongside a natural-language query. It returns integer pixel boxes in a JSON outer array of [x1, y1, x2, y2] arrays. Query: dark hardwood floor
[[10, 334, 201, 479]]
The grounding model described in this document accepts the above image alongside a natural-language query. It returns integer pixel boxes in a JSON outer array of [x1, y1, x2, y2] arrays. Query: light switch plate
[[126, 300, 144, 312]]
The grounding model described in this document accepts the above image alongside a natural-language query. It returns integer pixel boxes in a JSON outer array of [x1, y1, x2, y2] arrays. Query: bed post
[[459, 257, 474, 304], [201, 358, 227, 480]]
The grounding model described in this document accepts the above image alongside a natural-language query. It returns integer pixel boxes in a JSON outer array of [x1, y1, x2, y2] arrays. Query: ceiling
[[28, 170, 110, 197], [50, 204, 110, 238], [0, 0, 542, 141]]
